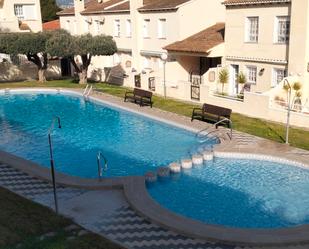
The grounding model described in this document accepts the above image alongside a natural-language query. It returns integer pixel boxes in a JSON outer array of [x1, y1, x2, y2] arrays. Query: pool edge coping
[[1, 88, 309, 246]]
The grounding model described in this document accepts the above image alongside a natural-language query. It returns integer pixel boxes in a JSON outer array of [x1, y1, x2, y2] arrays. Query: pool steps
[[145, 151, 215, 183]]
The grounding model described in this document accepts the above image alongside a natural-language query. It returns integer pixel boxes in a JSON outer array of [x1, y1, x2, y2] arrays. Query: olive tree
[[47, 31, 117, 84], [0, 32, 51, 83]]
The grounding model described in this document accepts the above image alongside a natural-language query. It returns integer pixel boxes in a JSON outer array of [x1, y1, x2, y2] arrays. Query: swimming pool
[[0, 91, 216, 178], [147, 157, 309, 229]]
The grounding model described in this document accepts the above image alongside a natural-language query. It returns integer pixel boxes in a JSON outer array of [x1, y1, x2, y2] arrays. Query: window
[[114, 19, 120, 37], [65, 20, 70, 31], [158, 18, 166, 39], [275, 16, 290, 43], [272, 68, 287, 87], [84, 18, 90, 33], [246, 17, 259, 42], [94, 20, 102, 35], [73, 21, 77, 34], [14, 5, 24, 20], [246, 66, 257, 84], [143, 57, 151, 69], [143, 19, 150, 38], [14, 4, 36, 20], [126, 19, 132, 37]]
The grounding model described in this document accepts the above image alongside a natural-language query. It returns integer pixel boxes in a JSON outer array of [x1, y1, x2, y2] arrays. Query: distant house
[[0, 0, 42, 32], [57, 0, 225, 87], [223, 0, 309, 100]]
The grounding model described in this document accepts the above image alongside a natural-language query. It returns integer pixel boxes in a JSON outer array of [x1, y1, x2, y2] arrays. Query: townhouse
[[223, 0, 309, 101], [57, 0, 225, 89], [0, 0, 42, 32]]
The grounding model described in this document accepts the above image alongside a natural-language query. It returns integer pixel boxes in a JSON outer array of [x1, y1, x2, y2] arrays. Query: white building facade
[[0, 0, 42, 32]]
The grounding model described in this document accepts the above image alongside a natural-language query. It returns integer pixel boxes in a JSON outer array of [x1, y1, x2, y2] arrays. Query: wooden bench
[[124, 88, 153, 108], [191, 103, 232, 127]]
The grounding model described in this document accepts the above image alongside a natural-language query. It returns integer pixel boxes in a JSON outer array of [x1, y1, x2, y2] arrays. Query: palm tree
[[218, 68, 229, 95]]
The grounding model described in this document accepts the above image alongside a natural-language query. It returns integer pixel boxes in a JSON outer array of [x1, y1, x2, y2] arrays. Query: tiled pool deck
[[0, 88, 309, 249]]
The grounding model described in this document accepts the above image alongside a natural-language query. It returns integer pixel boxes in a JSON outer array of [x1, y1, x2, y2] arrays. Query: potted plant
[[236, 71, 247, 94], [218, 68, 229, 95]]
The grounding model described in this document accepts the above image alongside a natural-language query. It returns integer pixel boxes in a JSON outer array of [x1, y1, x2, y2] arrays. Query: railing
[[271, 98, 309, 114], [196, 118, 233, 142], [97, 151, 108, 181], [47, 116, 62, 214], [83, 84, 93, 99]]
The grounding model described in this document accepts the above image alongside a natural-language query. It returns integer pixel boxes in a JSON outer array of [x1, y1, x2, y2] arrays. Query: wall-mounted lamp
[[259, 68, 265, 76]]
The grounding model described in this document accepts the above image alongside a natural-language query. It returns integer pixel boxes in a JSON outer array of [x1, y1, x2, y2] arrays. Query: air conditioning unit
[[86, 17, 92, 24], [98, 17, 105, 24]]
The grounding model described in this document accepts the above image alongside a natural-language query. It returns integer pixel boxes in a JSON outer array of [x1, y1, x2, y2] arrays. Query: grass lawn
[[0, 187, 123, 249], [1, 80, 308, 150]]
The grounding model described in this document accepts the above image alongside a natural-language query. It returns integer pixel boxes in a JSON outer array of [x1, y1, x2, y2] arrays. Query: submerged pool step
[[146, 151, 215, 183]]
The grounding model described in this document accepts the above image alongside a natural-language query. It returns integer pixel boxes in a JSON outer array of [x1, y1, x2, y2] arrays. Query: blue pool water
[[0, 92, 214, 178], [148, 158, 309, 228]]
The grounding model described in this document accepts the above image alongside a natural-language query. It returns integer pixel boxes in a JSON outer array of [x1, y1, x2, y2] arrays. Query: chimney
[[74, 0, 85, 13]]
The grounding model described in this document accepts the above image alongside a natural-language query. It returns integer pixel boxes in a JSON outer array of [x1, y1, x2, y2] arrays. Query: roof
[[164, 23, 225, 54], [42, 19, 60, 30], [81, 0, 128, 14], [57, 0, 129, 16], [57, 0, 192, 16], [138, 0, 191, 12], [223, 0, 291, 6]]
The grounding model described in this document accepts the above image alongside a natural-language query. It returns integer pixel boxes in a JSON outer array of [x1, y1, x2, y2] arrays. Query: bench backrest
[[133, 88, 152, 98], [202, 103, 232, 117]]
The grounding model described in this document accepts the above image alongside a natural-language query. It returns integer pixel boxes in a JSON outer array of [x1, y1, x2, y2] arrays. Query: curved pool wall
[[147, 157, 309, 229], [0, 89, 216, 178], [0, 89, 309, 246]]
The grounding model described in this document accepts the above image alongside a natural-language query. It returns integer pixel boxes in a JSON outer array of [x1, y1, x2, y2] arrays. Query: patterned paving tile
[[0, 162, 307, 249]]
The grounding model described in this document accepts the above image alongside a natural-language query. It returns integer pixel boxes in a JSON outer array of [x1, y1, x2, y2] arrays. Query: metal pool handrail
[[48, 116, 62, 214], [196, 118, 233, 140], [97, 151, 108, 181]]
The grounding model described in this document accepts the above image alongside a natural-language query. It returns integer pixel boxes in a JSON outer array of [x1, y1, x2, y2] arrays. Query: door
[[148, 77, 155, 91], [229, 64, 239, 95], [134, 74, 141, 88], [61, 58, 71, 77]]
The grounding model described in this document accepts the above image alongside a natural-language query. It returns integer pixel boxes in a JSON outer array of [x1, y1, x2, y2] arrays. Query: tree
[[0, 32, 52, 83], [218, 68, 229, 95], [47, 31, 117, 84], [40, 0, 61, 22]]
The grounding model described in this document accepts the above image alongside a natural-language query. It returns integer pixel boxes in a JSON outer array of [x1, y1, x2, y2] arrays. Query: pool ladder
[[97, 151, 108, 180], [196, 118, 233, 143], [83, 84, 93, 100]]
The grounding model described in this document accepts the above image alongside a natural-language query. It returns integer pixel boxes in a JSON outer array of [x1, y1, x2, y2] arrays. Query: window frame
[[272, 68, 287, 87], [114, 19, 121, 37], [274, 16, 290, 44], [246, 65, 257, 84], [157, 18, 167, 39], [143, 19, 150, 38], [245, 16, 259, 43], [126, 19, 132, 38], [14, 4, 24, 20]]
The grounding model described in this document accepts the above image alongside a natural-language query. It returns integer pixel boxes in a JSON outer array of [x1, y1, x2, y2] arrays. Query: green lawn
[[0, 187, 123, 249], [1, 80, 309, 150]]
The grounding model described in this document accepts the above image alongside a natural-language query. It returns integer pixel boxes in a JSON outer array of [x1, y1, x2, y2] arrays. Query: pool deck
[[1, 88, 309, 248]]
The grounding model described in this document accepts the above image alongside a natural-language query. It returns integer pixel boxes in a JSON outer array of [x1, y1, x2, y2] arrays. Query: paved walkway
[[1, 89, 309, 249]]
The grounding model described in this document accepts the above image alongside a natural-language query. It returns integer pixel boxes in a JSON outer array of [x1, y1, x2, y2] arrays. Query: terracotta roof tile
[[43, 19, 60, 30], [103, 1, 130, 13], [223, 0, 291, 6], [164, 23, 225, 54], [139, 0, 191, 11], [81, 0, 126, 14]]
